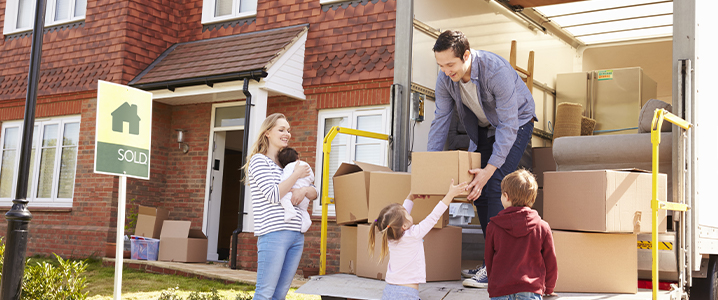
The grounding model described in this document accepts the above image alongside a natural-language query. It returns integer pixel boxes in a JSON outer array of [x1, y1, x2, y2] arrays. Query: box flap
[[160, 220, 191, 238], [138, 205, 158, 217], [353, 161, 392, 172], [333, 163, 363, 178], [188, 229, 207, 239], [611, 168, 651, 173]]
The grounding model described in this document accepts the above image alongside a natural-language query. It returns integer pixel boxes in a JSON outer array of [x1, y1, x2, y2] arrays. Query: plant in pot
[[106, 199, 137, 258]]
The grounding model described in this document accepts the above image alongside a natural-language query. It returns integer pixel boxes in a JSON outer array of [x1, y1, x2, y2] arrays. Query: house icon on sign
[[111, 102, 141, 135]]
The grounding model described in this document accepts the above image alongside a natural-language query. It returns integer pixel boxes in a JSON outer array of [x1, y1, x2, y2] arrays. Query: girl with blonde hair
[[245, 113, 317, 300], [369, 180, 467, 300]]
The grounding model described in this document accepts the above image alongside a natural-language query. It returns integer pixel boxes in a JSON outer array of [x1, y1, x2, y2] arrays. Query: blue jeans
[[253, 230, 304, 300], [474, 121, 534, 240], [491, 292, 542, 300]]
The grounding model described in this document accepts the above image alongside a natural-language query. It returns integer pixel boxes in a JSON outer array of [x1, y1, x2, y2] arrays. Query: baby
[[277, 147, 314, 233]]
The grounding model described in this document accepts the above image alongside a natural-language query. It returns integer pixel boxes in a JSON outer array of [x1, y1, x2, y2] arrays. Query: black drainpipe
[[231, 77, 254, 269]]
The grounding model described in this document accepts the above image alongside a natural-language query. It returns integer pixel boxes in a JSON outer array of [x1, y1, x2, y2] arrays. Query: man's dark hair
[[278, 147, 299, 168], [432, 30, 471, 61]]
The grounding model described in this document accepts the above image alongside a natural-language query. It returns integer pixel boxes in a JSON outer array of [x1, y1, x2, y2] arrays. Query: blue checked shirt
[[428, 49, 537, 169]]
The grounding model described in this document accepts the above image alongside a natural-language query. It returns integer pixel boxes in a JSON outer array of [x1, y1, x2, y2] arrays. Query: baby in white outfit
[[278, 147, 314, 233]]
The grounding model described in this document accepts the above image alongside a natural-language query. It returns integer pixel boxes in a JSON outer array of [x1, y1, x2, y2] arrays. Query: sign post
[[94, 80, 152, 300]]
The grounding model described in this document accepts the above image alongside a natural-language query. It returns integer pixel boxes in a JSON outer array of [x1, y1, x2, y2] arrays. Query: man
[[427, 30, 536, 288]]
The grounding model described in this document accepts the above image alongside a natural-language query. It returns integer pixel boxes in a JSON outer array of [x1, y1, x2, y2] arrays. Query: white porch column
[[243, 81, 269, 232]]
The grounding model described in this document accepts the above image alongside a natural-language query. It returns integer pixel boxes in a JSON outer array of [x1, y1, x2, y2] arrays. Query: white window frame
[[201, 0, 258, 25], [3, 0, 87, 35], [313, 106, 391, 216], [0, 116, 81, 207]]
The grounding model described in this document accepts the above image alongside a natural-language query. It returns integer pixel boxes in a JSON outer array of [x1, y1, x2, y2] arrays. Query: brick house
[[0, 0, 396, 274]]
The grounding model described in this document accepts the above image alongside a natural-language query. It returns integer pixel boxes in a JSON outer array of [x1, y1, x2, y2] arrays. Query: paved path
[[102, 258, 306, 288]]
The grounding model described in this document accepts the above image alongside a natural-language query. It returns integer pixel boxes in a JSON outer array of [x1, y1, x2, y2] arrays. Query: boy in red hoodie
[[485, 169, 558, 299]]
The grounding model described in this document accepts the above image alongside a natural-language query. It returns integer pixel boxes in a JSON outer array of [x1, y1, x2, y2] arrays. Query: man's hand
[[466, 164, 497, 201]]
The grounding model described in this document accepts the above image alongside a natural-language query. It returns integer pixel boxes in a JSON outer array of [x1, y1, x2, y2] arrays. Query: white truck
[[298, 0, 718, 299]]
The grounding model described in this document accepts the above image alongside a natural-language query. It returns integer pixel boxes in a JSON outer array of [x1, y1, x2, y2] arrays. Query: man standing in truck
[[427, 30, 537, 288]]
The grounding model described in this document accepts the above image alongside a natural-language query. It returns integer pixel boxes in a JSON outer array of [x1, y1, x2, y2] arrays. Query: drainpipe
[[231, 78, 254, 269]]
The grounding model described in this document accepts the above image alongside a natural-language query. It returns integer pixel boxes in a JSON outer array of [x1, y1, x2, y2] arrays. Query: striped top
[[249, 153, 303, 236]]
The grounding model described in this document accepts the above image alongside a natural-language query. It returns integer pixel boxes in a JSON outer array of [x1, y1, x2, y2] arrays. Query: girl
[[369, 180, 468, 300], [244, 113, 317, 300]]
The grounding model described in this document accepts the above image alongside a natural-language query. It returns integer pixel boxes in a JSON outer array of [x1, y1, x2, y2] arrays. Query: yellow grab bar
[[651, 109, 691, 300], [320, 126, 390, 275]]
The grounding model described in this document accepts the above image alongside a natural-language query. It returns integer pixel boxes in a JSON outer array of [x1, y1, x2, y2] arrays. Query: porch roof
[[129, 24, 309, 91]]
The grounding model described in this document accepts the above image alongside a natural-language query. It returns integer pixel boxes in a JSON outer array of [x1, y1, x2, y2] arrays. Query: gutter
[[129, 70, 268, 92]]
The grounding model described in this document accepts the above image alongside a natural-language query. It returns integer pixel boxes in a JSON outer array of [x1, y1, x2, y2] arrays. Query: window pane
[[62, 123, 80, 146], [16, 0, 33, 29], [214, 106, 245, 127], [37, 124, 58, 198], [0, 150, 16, 198], [57, 123, 79, 198], [74, 0, 87, 18], [323, 117, 348, 199], [37, 148, 56, 198], [57, 146, 76, 198], [356, 115, 383, 144], [42, 124, 58, 147], [324, 117, 348, 145], [355, 144, 383, 165], [55, 0, 71, 21], [215, 0, 232, 17]]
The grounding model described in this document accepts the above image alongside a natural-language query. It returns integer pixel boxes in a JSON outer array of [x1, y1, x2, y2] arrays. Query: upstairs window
[[202, 0, 258, 24], [4, 0, 87, 35]]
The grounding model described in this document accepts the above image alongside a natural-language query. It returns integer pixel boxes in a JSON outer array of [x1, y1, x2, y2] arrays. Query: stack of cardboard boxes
[[333, 151, 481, 281], [534, 148, 668, 293], [131, 205, 208, 263]]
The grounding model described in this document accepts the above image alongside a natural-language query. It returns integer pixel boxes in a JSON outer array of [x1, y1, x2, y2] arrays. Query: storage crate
[[130, 236, 160, 261]]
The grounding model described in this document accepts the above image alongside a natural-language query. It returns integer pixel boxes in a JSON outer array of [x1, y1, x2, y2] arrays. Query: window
[[313, 107, 390, 216], [0, 116, 80, 207], [3, 0, 87, 35], [201, 0, 258, 25]]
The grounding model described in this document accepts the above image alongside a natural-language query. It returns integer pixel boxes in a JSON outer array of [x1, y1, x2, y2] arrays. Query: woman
[[245, 113, 317, 300]]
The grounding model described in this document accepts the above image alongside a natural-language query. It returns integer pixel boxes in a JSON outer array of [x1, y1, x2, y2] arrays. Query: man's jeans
[[474, 121, 534, 240], [491, 292, 542, 300], [253, 230, 304, 300]]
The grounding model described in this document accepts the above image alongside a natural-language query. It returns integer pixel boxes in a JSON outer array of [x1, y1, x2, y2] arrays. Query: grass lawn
[[28, 257, 319, 300]]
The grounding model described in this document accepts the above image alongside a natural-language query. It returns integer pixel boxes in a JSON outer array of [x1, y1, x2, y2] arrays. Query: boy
[[484, 169, 557, 299]]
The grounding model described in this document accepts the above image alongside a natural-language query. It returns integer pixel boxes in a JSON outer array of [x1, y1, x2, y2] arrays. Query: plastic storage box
[[130, 235, 160, 261]]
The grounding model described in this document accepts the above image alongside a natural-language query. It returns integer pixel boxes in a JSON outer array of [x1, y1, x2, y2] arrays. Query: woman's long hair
[[368, 203, 407, 263], [242, 113, 287, 180]]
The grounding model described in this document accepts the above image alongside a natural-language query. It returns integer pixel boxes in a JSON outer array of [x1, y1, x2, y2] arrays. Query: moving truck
[[298, 0, 717, 299]]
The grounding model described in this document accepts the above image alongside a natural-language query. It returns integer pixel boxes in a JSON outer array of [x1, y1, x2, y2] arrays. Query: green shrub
[[0, 238, 89, 300], [158, 287, 183, 300], [234, 292, 252, 300]]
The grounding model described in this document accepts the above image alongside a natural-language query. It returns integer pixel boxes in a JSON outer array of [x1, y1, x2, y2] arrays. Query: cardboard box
[[553, 230, 637, 294], [367, 171, 411, 224], [544, 169, 667, 233], [532, 147, 555, 188], [340, 226, 358, 274], [158, 220, 208, 263], [333, 161, 393, 225], [356, 224, 461, 282], [533, 188, 543, 218], [134, 205, 170, 239], [411, 151, 481, 196], [411, 196, 450, 229]]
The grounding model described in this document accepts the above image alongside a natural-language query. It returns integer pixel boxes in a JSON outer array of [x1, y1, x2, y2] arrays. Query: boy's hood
[[490, 206, 540, 238]]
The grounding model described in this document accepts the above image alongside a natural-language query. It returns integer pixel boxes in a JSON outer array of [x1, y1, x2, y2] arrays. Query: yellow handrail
[[651, 109, 691, 299], [320, 126, 390, 275]]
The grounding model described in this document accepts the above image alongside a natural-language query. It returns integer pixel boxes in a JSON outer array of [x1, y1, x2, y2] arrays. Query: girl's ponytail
[[366, 203, 408, 263]]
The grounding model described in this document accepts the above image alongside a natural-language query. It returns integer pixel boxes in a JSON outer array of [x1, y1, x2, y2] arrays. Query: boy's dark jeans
[[473, 121, 534, 242]]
